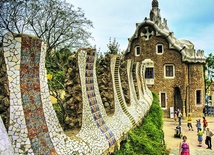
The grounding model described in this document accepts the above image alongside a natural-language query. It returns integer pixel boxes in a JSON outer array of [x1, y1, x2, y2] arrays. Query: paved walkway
[[163, 116, 214, 155]]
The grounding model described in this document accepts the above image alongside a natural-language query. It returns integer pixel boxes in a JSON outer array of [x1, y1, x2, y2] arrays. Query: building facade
[[125, 0, 206, 117]]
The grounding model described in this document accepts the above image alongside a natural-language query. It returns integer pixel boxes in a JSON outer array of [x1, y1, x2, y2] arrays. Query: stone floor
[[163, 116, 214, 155]]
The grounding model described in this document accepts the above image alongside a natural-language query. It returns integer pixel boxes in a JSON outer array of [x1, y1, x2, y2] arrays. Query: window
[[196, 90, 201, 105], [160, 92, 166, 108], [165, 64, 175, 78], [142, 59, 154, 86], [156, 44, 164, 54], [145, 67, 154, 78], [135, 46, 141, 56]]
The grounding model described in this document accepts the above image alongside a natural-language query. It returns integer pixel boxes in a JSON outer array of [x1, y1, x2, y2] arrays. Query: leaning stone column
[[3, 33, 91, 155], [3, 33, 57, 154]]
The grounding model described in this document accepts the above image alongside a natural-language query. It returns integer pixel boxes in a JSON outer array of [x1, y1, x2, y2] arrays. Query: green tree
[[0, 0, 93, 127], [0, 0, 93, 56], [205, 53, 214, 94], [46, 48, 74, 127], [106, 37, 120, 54]]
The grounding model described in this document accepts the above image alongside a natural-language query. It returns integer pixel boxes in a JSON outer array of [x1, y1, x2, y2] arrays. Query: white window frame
[[156, 44, 164, 55], [135, 46, 141, 56], [164, 64, 175, 79]]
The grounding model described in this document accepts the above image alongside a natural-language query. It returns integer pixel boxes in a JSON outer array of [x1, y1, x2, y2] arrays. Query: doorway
[[174, 87, 182, 111]]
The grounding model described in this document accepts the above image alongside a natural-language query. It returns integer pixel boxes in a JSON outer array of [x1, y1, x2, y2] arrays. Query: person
[[202, 116, 207, 132], [174, 111, 177, 124], [196, 119, 202, 133], [178, 110, 182, 126], [187, 114, 193, 131], [174, 125, 182, 138], [179, 135, 190, 155], [176, 109, 179, 117], [205, 127, 213, 150], [197, 128, 203, 147]]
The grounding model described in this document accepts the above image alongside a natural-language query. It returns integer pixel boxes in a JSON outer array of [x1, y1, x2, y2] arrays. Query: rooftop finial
[[152, 0, 159, 8]]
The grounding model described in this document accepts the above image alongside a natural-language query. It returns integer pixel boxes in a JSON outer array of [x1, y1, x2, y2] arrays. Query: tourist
[[178, 109, 182, 126], [196, 119, 201, 133], [197, 128, 203, 147], [179, 136, 190, 155], [187, 114, 193, 131], [205, 128, 213, 150], [202, 116, 207, 133], [174, 111, 177, 124]]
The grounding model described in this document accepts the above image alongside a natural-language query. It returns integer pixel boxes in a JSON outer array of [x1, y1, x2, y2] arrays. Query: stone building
[[125, 0, 206, 117]]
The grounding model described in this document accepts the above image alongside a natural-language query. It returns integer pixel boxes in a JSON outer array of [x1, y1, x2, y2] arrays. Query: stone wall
[[188, 64, 205, 116], [120, 58, 130, 106], [64, 53, 83, 130], [97, 54, 114, 115], [1, 32, 153, 155]]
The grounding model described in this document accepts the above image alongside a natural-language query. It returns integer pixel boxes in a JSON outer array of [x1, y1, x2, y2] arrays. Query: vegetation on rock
[[115, 92, 168, 155]]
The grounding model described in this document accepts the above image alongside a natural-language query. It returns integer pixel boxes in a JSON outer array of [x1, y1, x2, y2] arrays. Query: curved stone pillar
[[140, 62, 153, 104], [126, 60, 148, 122], [136, 62, 144, 100], [3, 33, 91, 155], [76, 49, 122, 154]]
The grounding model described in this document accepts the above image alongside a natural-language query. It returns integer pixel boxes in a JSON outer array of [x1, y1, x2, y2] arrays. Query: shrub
[[114, 92, 168, 155]]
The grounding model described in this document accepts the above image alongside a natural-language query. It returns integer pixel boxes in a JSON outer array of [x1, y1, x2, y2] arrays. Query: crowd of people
[[173, 109, 213, 155]]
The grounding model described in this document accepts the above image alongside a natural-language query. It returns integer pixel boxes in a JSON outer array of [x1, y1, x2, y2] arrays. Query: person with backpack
[[178, 109, 182, 126], [196, 119, 202, 133], [202, 117, 207, 133]]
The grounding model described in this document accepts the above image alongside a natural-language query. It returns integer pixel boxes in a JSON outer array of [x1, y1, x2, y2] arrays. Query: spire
[[152, 0, 159, 8], [150, 0, 161, 24]]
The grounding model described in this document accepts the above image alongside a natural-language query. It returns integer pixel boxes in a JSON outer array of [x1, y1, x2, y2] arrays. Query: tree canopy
[[106, 37, 120, 54], [205, 53, 214, 94], [0, 0, 93, 55]]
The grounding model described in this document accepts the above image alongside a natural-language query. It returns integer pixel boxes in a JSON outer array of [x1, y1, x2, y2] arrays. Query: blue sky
[[69, 0, 214, 56]]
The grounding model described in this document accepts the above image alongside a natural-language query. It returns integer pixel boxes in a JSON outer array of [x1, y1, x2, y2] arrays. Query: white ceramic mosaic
[[0, 117, 14, 155], [2, 32, 153, 155]]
